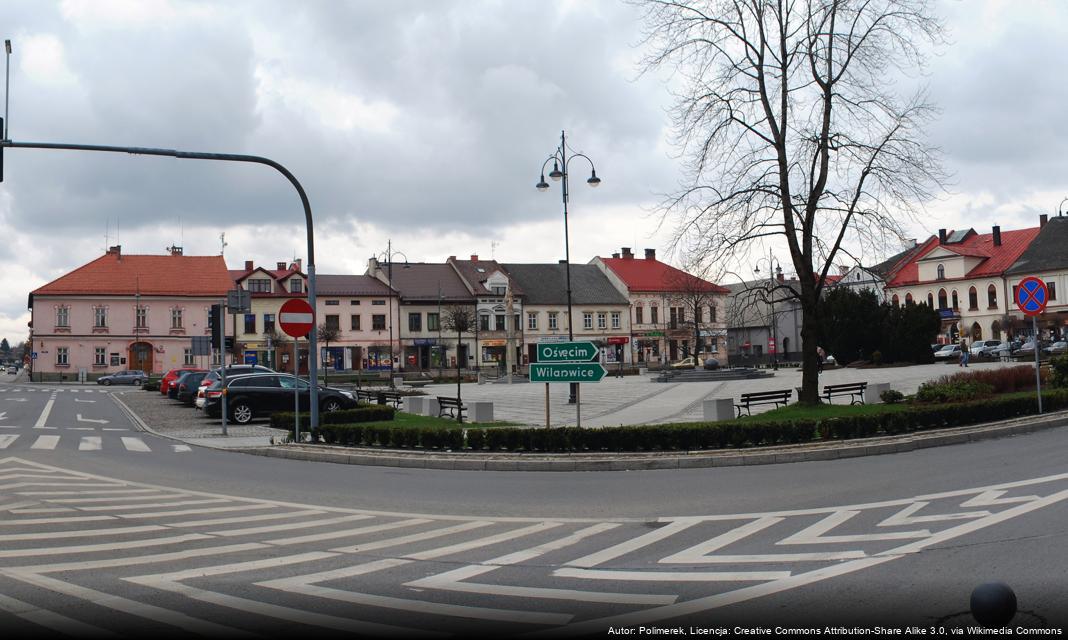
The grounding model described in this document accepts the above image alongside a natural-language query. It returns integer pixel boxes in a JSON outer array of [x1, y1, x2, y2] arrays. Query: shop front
[[632, 331, 663, 364], [405, 338, 440, 371]]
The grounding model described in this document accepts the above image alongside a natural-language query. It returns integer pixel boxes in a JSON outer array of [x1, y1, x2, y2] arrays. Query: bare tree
[[317, 322, 341, 386], [634, 0, 946, 403], [441, 305, 476, 423], [662, 261, 727, 362]]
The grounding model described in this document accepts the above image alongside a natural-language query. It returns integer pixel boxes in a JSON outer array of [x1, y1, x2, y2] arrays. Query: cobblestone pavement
[[114, 390, 285, 448]]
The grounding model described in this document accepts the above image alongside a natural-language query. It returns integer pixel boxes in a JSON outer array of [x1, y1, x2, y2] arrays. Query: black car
[[203, 373, 357, 424], [174, 371, 209, 406]]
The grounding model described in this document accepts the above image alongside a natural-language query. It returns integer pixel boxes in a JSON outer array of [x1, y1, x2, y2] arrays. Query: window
[[94, 348, 106, 366], [695, 306, 703, 324], [651, 306, 659, 324], [937, 264, 945, 280], [927, 293, 934, 307], [246, 279, 271, 293], [987, 284, 998, 309], [350, 315, 361, 331], [372, 300, 386, 306], [937, 288, 947, 310], [183, 348, 194, 366], [56, 306, 69, 328], [94, 307, 107, 328], [171, 308, 183, 329], [325, 315, 340, 331], [136, 306, 147, 328], [409, 313, 422, 332], [951, 290, 959, 310], [491, 286, 506, 296], [611, 312, 620, 329], [428, 313, 440, 331], [968, 287, 978, 310], [289, 279, 303, 293], [905, 293, 913, 305], [372, 314, 386, 330], [583, 313, 593, 329], [495, 314, 505, 331], [479, 314, 490, 331], [669, 307, 679, 330], [263, 314, 276, 334], [635, 306, 643, 324], [351, 300, 360, 305], [56, 347, 69, 366], [527, 312, 538, 330], [244, 314, 256, 334], [548, 312, 558, 330], [709, 304, 717, 322], [325, 300, 340, 306], [597, 312, 607, 329], [1049, 281, 1057, 301]]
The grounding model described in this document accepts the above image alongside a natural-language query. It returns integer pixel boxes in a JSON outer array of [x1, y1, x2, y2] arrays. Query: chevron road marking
[[0, 434, 17, 449], [329, 520, 493, 553], [264, 517, 431, 546], [0, 533, 212, 558], [0, 591, 118, 638], [877, 501, 990, 526], [777, 510, 930, 545], [960, 489, 1040, 507], [564, 518, 701, 568]]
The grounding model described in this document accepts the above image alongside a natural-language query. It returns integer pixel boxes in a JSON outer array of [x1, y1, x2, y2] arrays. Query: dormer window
[[247, 279, 271, 293], [936, 264, 945, 280], [491, 286, 506, 296], [289, 279, 303, 294]]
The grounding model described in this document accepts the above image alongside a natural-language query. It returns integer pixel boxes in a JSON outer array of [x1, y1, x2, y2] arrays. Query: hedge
[[270, 405, 396, 433], [274, 390, 1068, 453]]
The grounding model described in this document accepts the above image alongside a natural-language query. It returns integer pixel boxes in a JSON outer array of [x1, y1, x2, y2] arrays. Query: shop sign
[[635, 331, 664, 337], [481, 339, 506, 347], [607, 336, 629, 345], [413, 338, 438, 346]]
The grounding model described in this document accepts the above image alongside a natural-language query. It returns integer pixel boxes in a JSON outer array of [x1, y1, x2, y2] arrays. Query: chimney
[[938, 229, 947, 245], [622, 247, 633, 259], [1040, 214, 1048, 228], [292, 258, 302, 271], [611, 252, 620, 259], [470, 254, 479, 262], [838, 265, 849, 276], [168, 245, 183, 256], [644, 248, 656, 260], [992, 225, 1002, 247], [276, 262, 286, 270], [907, 238, 917, 247], [107, 245, 121, 256], [244, 260, 253, 271]]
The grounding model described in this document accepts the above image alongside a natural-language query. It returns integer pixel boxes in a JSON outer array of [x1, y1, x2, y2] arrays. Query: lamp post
[[754, 248, 782, 370], [536, 130, 601, 405], [378, 240, 407, 387]]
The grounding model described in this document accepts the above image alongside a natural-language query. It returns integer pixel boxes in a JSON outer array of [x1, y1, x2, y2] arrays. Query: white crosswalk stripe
[[32, 435, 60, 450], [78, 437, 102, 451], [0, 434, 192, 454], [121, 437, 151, 452], [0, 434, 18, 449]]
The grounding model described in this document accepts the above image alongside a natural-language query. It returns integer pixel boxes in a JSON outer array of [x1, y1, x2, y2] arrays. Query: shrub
[[1050, 355, 1068, 389], [270, 405, 395, 432], [915, 380, 994, 403], [880, 389, 905, 404]]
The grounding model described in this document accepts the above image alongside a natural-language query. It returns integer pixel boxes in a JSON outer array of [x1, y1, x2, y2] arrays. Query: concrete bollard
[[469, 401, 493, 423], [423, 397, 440, 417], [703, 398, 735, 422], [865, 382, 890, 404], [403, 396, 425, 414], [638, 367, 648, 376], [392, 376, 403, 388]]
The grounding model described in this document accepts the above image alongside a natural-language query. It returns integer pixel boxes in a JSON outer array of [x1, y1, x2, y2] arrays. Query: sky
[[1, 0, 1067, 345]]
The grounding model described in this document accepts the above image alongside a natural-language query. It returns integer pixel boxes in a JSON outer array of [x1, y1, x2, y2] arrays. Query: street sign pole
[[545, 382, 550, 429], [1034, 316, 1042, 415], [219, 299, 227, 437], [294, 337, 300, 442], [1015, 276, 1049, 415]]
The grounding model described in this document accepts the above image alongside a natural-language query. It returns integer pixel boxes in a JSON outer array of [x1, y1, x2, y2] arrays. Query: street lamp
[[378, 240, 407, 386], [754, 249, 782, 370], [536, 130, 601, 405]]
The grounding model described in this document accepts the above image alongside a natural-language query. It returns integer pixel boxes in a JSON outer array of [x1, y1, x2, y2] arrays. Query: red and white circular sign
[[279, 298, 315, 337]]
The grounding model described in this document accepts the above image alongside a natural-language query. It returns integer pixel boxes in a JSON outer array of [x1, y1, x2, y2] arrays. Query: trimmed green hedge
[[270, 405, 396, 432], [277, 391, 1068, 452]]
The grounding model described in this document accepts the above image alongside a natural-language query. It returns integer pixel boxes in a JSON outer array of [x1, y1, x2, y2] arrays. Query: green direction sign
[[529, 362, 607, 383], [536, 341, 598, 363]]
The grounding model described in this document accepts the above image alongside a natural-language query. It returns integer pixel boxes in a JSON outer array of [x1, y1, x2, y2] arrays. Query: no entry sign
[[1015, 277, 1049, 317], [279, 298, 315, 337]]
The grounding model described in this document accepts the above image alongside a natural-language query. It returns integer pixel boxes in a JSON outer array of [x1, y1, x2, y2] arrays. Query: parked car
[[160, 367, 205, 395], [174, 371, 209, 406], [1045, 341, 1068, 355], [1018, 340, 1049, 354], [670, 357, 696, 369], [969, 340, 1003, 357], [933, 344, 961, 360], [194, 365, 275, 409], [931, 343, 942, 353], [202, 373, 356, 424], [97, 370, 147, 386], [5, 366, 16, 374]]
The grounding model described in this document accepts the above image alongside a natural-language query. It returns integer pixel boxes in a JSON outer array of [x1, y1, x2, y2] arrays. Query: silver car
[[96, 370, 147, 386]]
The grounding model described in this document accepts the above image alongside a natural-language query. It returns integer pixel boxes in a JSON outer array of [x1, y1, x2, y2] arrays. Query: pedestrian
[[816, 346, 826, 373], [959, 339, 970, 367]]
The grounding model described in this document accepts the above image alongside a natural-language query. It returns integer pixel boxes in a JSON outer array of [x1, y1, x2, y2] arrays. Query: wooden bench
[[822, 382, 867, 405], [354, 389, 378, 404], [379, 391, 403, 408], [734, 389, 792, 417], [436, 396, 467, 420]]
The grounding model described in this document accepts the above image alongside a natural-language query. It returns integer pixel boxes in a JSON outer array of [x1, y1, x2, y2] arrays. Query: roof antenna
[[219, 232, 228, 256], [491, 241, 499, 260], [4, 39, 12, 140]]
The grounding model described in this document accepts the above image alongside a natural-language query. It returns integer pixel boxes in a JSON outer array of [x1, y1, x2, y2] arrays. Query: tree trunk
[[799, 290, 821, 405], [456, 329, 463, 424]]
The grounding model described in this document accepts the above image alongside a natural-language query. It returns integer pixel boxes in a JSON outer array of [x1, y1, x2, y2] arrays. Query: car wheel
[[322, 399, 343, 413], [102, 380, 112, 386], [230, 401, 254, 424]]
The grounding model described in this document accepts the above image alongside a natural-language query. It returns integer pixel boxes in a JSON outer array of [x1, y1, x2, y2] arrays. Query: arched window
[[938, 288, 948, 310], [951, 290, 959, 310], [927, 293, 934, 307], [968, 286, 978, 310], [937, 264, 945, 280], [905, 293, 913, 306], [991, 320, 1002, 341], [987, 284, 998, 309], [891, 294, 900, 307]]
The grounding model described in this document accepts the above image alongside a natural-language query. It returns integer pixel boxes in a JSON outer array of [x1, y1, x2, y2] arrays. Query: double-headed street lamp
[[754, 250, 783, 370], [378, 240, 408, 385], [536, 130, 601, 405]]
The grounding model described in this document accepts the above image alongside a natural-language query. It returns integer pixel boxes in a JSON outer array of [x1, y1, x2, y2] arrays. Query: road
[[1, 381, 1066, 637]]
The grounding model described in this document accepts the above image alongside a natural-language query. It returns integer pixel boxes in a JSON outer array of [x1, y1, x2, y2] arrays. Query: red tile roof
[[887, 227, 1040, 287], [598, 257, 730, 294], [33, 252, 234, 297]]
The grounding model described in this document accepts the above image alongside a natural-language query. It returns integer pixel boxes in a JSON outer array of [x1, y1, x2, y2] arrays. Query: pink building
[[28, 246, 233, 379]]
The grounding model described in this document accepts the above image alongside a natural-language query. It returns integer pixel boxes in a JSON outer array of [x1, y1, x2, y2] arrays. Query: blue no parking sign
[[1015, 276, 1048, 316]]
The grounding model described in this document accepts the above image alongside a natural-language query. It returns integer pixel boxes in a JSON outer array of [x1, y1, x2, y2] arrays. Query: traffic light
[[210, 304, 222, 346]]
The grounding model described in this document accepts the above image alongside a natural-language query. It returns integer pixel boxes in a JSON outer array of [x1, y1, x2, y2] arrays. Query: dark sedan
[[203, 373, 357, 424], [174, 371, 209, 406]]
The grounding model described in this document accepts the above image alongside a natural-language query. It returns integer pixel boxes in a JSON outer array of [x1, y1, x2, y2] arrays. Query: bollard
[[469, 401, 493, 423], [702, 398, 735, 421], [865, 382, 890, 404], [970, 582, 1017, 627]]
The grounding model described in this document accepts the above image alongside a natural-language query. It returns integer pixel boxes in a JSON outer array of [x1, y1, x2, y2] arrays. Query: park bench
[[822, 381, 868, 405], [379, 390, 404, 408], [734, 389, 792, 417], [354, 389, 378, 404], [436, 396, 467, 420]]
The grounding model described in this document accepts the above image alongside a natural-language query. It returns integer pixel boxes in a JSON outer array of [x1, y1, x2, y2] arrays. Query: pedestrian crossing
[[0, 388, 110, 393], [0, 434, 188, 453]]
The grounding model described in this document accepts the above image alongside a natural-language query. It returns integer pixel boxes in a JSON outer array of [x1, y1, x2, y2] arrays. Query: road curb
[[216, 410, 1068, 471]]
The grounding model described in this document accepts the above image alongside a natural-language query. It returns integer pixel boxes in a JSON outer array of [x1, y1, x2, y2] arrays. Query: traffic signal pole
[[0, 139, 321, 432]]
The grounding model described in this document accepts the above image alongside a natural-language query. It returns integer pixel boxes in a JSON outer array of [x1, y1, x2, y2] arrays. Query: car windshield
[[938, 345, 955, 351]]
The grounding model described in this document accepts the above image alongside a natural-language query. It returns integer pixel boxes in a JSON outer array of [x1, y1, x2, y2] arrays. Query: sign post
[[280, 298, 315, 441], [1015, 276, 1049, 414], [533, 341, 602, 428]]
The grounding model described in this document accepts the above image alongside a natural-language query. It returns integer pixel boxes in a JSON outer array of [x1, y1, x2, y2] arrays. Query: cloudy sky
[[1, 0, 1066, 344]]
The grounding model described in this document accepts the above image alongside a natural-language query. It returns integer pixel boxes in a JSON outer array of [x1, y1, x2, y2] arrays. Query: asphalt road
[[1, 382, 1067, 637]]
